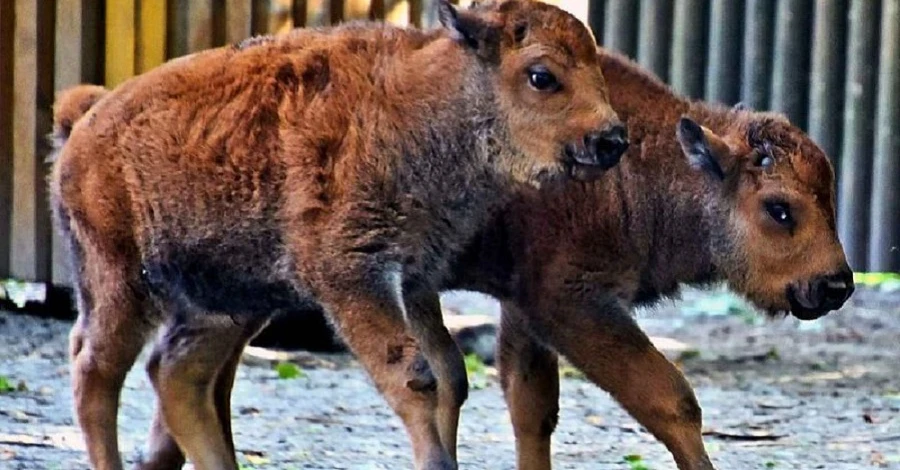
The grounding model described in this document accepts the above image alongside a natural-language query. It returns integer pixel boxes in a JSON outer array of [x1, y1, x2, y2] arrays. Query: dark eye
[[527, 66, 560, 92], [764, 201, 794, 229]]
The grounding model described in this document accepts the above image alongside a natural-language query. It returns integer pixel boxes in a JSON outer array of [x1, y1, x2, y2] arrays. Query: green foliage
[[274, 361, 306, 380], [464, 353, 489, 390], [559, 364, 586, 380], [623, 454, 651, 470], [0, 376, 15, 393], [765, 461, 777, 468], [854, 272, 900, 291]]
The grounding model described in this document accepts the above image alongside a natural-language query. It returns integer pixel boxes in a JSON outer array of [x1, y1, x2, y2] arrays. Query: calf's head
[[677, 114, 853, 320], [439, 0, 627, 182]]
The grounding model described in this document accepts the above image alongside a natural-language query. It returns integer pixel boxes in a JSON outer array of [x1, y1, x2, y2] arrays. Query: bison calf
[[50, 2, 627, 469], [448, 50, 853, 469]]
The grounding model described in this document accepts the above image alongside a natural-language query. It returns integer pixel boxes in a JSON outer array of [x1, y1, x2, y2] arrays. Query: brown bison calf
[[445, 50, 853, 469], [49, 2, 627, 469]]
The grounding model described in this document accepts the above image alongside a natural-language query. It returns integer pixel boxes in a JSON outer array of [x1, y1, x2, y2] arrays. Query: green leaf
[[274, 362, 305, 380], [0, 376, 15, 393]]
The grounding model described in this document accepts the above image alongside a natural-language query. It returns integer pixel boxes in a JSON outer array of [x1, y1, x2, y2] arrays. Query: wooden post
[[169, 0, 214, 57], [603, 0, 638, 57], [670, 0, 708, 99], [740, 0, 774, 109], [808, 0, 847, 174], [637, 0, 673, 81], [12, 0, 56, 282], [225, 0, 253, 43], [305, 0, 332, 26], [137, 0, 167, 72], [253, 0, 294, 35], [0, 0, 13, 277], [52, 0, 102, 287], [587, 0, 604, 41], [105, 0, 136, 87], [838, 0, 880, 272], [869, 0, 900, 271], [705, 0, 743, 105], [342, 0, 372, 21], [415, 0, 438, 28], [770, 0, 812, 127]]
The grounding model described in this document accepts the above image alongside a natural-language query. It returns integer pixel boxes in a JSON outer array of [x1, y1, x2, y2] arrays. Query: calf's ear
[[676, 117, 734, 181], [439, 0, 500, 55]]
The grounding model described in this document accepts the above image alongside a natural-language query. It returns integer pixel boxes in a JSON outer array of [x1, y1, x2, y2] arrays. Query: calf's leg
[[315, 270, 453, 470], [146, 318, 254, 470], [70, 254, 154, 470], [514, 296, 715, 470], [403, 292, 469, 462], [497, 304, 559, 470]]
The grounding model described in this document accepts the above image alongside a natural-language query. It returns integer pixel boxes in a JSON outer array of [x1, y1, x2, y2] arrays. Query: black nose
[[582, 125, 629, 170], [816, 270, 855, 311]]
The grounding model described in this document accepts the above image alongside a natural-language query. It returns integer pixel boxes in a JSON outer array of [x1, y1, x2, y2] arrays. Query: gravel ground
[[1, 288, 899, 469]]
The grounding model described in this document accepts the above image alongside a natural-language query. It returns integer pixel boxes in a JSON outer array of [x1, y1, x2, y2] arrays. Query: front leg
[[313, 261, 454, 470], [514, 294, 715, 470], [497, 303, 559, 470]]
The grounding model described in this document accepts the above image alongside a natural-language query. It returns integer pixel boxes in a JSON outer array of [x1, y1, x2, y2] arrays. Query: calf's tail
[[48, 85, 108, 162]]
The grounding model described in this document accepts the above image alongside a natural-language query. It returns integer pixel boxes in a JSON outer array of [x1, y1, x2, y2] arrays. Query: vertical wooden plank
[[602, 0, 638, 57], [305, 0, 332, 26], [105, 0, 136, 87], [637, 0, 673, 82], [740, 0, 775, 109], [705, 0, 743, 104], [587, 0, 605, 42], [415, 0, 439, 28], [0, 0, 13, 277], [670, 0, 708, 99], [53, 0, 101, 286], [385, 0, 411, 26], [838, 0, 880, 272], [770, 0, 812, 127], [169, 0, 214, 57], [12, 0, 56, 281], [253, 0, 293, 35], [808, 0, 847, 174], [137, 0, 167, 72], [869, 0, 900, 271], [224, 0, 252, 43], [292, 0, 308, 28], [343, 0, 371, 21]]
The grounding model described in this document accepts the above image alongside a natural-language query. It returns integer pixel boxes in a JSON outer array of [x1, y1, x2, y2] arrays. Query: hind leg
[[70, 258, 155, 470], [146, 317, 256, 470], [136, 320, 259, 470], [497, 304, 559, 470]]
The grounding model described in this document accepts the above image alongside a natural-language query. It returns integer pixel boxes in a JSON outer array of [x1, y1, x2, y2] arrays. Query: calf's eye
[[527, 66, 560, 92], [756, 154, 774, 168], [764, 201, 794, 229]]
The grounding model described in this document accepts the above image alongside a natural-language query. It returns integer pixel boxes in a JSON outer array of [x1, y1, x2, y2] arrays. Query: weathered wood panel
[[869, 0, 900, 271], [0, 0, 14, 277], [705, 0, 743, 104], [104, 0, 136, 87], [670, 0, 708, 98], [637, 0, 672, 81], [603, 0, 638, 57], [169, 0, 214, 56], [808, 0, 848, 173], [11, 0, 56, 281], [740, 0, 775, 109], [838, 0, 880, 271], [770, 0, 812, 127]]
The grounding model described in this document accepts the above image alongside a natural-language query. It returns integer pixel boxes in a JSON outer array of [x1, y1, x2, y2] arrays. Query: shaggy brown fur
[[442, 50, 853, 470], [49, 2, 626, 469], [260, 48, 853, 469]]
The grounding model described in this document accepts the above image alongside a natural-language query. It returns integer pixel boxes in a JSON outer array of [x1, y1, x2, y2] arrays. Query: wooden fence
[[0, 0, 898, 293]]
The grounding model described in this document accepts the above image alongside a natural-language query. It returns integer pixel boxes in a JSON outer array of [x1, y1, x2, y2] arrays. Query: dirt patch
[[1, 288, 899, 469]]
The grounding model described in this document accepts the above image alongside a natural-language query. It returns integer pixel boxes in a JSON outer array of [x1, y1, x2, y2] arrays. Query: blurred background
[[0, 0, 897, 297]]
